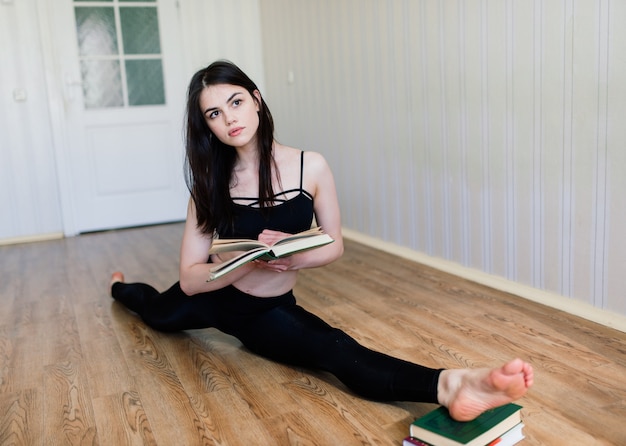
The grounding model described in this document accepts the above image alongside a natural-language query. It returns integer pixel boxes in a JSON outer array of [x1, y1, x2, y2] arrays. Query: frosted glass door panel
[[75, 7, 117, 55], [120, 7, 160, 54], [126, 59, 164, 105], [80, 60, 124, 108]]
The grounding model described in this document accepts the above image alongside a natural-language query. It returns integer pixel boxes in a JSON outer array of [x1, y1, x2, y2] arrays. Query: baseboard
[[0, 232, 64, 246], [342, 228, 626, 334]]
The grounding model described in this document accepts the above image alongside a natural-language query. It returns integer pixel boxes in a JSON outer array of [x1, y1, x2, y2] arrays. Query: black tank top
[[220, 151, 314, 239]]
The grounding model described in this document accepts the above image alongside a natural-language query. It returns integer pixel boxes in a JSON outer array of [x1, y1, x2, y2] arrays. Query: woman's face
[[199, 83, 261, 149]]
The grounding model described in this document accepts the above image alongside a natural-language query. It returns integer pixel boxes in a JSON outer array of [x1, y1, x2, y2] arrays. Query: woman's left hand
[[254, 229, 294, 272], [257, 229, 290, 246]]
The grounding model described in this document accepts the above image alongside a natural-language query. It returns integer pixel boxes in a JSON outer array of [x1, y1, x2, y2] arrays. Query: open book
[[207, 226, 334, 281]]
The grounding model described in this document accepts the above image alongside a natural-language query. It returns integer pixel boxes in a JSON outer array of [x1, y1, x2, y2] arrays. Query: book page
[[266, 233, 334, 258], [208, 239, 268, 254], [273, 226, 325, 246], [209, 247, 269, 276], [209, 227, 324, 254]]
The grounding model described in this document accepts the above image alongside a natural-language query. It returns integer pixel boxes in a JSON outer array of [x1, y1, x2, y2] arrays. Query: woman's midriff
[[233, 268, 298, 298]]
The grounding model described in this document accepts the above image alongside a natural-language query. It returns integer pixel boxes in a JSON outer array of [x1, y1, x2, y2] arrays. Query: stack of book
[[403, 403, 525, 446]]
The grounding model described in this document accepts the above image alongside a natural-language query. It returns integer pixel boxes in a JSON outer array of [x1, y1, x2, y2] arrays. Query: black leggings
[[112, 281, 441, 403]]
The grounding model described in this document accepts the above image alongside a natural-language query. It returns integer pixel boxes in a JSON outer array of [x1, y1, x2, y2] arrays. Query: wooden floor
[[1, 223, 625, 445]]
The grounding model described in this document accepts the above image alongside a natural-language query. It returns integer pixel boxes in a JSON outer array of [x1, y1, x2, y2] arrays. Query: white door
[[44, 0, 189, 234]]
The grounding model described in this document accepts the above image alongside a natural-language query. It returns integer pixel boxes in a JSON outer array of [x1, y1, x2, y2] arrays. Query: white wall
[[259, 0, 626, 317], [1, 0, 64, 241], [178, 0, 266, 92]]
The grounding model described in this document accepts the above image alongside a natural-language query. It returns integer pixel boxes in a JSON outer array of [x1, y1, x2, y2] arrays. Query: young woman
[[111, 60, 533, 422]]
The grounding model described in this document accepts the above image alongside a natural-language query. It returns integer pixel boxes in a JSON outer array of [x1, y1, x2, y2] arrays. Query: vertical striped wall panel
[[260, 0, 626, 314], [607, 1, 626, 316]]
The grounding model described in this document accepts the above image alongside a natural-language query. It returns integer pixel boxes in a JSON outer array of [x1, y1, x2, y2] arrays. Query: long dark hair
[[184, 60, 276, 235]]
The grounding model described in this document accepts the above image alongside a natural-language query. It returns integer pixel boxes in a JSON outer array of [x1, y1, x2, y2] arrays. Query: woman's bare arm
[[178, 199, 256, 295]]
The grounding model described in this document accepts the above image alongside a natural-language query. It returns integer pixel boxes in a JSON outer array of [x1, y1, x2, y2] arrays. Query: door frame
[[38, 0, 78, 235]]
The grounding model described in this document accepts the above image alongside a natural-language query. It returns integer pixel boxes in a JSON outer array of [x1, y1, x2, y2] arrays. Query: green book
[[409, 403, 522, 446]]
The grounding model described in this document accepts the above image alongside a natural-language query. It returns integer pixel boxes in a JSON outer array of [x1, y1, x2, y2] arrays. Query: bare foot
[[437, 358, 534, 421], [110, 271, 125, 294]]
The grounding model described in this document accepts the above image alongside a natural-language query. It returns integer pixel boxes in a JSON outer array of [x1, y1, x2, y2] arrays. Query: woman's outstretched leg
[[110, 272, 219, 332], [229, 301, 533, 420]]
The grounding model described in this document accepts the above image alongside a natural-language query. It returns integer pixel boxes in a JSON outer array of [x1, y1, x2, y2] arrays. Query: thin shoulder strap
[[299, 150, 305, 191]]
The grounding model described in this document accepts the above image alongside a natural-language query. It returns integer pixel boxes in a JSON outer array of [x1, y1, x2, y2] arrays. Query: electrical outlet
[[13, 88, 27, 102]]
